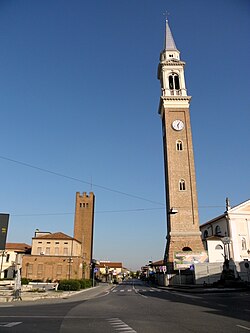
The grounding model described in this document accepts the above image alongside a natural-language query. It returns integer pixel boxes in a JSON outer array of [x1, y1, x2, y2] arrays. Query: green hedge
[[58, 279, 93, 291], [58, 279, 81, 291], [79, 279, 92, 289]]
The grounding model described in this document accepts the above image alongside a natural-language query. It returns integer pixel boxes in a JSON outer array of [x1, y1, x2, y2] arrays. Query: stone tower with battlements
[[73, 192, 95, 279], [157, 20, 204, 270]]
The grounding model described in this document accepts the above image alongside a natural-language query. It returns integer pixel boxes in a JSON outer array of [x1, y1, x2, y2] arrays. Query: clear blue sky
[[0, 0, 249, 271]]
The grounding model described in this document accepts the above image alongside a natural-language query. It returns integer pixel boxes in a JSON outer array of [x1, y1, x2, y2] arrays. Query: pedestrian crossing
[[112, 288, 161, 293]]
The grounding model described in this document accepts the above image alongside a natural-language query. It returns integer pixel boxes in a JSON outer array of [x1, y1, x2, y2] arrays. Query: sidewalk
[[0, 283, 112, 303], [156, 284, 250, 293]]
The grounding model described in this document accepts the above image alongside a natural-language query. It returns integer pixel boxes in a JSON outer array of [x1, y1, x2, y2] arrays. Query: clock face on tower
[[172, 119, 184, 131]]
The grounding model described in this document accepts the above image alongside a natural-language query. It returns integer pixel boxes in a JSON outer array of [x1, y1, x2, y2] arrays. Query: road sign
[[0, 214, 9, 250]]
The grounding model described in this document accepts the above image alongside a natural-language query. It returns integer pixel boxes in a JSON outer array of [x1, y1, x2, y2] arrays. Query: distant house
[[96, 261, 129, 282], [0, 243, 31, 279], [200, 199, 250, 263], [22, 232, 84, 282]]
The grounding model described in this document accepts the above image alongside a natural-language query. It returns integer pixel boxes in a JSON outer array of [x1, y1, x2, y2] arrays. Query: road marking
[[132, 286, 147, 299], [120, 290, 124, 292], [0, 322, 22, 328], [106, 318, 136, 332], [236, 325, 250, 331]]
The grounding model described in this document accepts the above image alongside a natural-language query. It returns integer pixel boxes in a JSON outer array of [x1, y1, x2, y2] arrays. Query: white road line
[[0, 322, 22, 328], [106, 318, 137, 332], [236, 325, 250, 331]]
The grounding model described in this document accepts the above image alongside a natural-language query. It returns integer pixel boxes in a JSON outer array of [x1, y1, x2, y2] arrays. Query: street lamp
[[0, 250, 7, 279], [68, 258, 73, 279]]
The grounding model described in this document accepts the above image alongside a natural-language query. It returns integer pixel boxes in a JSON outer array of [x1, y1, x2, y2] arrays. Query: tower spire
[[164, 19, 177, 51]]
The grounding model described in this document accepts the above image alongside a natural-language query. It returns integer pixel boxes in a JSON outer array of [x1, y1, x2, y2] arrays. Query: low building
[[0, 243, 31, 279], [22, 232, 85, 281], [96, 261, 129, 282]]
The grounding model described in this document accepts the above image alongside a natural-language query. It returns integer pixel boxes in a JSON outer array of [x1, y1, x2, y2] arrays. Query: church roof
[[164, 20, 177, 51]]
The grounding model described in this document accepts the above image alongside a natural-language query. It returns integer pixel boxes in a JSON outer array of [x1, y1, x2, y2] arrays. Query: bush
[[58, 279, 81, 291], [21, 278, 30, 285], [79, 279, 92, 289]]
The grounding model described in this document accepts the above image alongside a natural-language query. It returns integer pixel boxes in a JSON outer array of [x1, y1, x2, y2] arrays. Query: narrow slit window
[[179, 179, 186, 191], [176, 140, 183, 151]]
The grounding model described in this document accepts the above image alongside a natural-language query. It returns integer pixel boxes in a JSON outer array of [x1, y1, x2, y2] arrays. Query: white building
[[0, 243, 31, 279], [200, 199, 250, 263]]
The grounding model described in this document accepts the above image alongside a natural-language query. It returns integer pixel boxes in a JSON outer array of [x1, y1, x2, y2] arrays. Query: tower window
[[169, 73, 180, 91], [179, 179, 186, 191], [176, 140, 183, 151]]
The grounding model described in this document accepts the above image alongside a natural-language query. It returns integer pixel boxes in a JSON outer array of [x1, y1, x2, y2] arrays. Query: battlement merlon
[[76, 192, 95, 199]]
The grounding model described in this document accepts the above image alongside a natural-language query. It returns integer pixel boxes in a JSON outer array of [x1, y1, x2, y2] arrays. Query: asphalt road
[[0, 280, 249, 333]]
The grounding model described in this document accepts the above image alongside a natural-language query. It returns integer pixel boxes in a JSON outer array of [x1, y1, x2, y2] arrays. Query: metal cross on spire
[[163, 10, 170, 23]]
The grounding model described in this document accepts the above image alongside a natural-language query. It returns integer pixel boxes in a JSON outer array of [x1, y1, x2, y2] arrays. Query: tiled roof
[[98, 262, 123, 268], [6, 243, 31, 252], [33, 232, 74, 240]]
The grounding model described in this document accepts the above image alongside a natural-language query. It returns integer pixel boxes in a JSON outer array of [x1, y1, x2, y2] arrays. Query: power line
[[11, 207, 165, 217], [12, 206, 249, 218], [0, 155, 164, 206]]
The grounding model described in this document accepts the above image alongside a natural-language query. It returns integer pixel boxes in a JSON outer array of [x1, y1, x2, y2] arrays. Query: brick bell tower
[[157, 20, 204, 270], [74, 192, 95, 279]]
